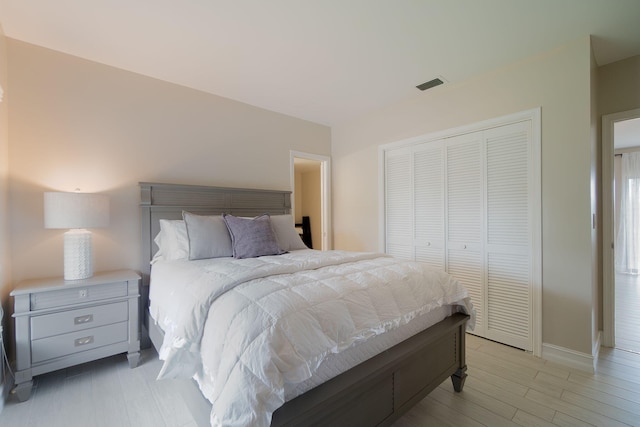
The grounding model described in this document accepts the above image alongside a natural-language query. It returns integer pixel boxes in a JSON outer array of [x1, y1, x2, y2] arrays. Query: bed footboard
[[271, 312, 469, 427]]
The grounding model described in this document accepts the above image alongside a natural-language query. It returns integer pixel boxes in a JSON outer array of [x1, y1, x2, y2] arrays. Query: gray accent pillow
[[182, 211, 233, 260], [223, 214, 285, 259], [270, 214, 309, 251]]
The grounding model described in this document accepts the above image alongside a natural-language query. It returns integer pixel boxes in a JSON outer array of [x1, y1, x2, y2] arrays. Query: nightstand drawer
[[30, 301, 128, 340], [30, 282, 128, 310], [31, 321, 128, 364]]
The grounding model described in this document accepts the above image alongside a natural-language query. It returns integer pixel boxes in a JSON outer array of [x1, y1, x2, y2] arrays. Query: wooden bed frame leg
[[451, 365, 467, 392]]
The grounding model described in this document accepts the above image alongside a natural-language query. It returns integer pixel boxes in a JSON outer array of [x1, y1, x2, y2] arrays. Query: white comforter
[[150, 250, 473, 427]]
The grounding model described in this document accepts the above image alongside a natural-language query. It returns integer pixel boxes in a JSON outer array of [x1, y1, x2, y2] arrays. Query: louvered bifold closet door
[[446, 133, 485, 337], [414, 142, 445, 269], [485, 122, 532, 350], [385, 147, 413, 259]]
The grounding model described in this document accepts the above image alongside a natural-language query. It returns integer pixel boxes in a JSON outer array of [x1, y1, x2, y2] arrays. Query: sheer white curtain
[[616, 152, 640, 274]]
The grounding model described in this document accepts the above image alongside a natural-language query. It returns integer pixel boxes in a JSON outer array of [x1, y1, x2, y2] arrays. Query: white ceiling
[[1, 0, 640, 126]]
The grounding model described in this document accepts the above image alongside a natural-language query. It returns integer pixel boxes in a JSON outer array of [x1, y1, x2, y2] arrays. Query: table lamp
[[44, 191, 109, 280]]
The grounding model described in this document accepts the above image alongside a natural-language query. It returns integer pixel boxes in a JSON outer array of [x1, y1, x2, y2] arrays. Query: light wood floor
[[1, 335, 639, 426], [616, 273, 640, 354]]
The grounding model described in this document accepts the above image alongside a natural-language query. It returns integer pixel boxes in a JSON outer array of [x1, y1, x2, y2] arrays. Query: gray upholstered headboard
[[139, 182, 292, 287]]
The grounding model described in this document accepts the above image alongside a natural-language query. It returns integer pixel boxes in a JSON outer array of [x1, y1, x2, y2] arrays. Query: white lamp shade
[[44, 192, 109, 229], [44, 191, 109, 280]]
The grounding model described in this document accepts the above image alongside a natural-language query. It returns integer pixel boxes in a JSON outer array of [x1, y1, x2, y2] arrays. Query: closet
[[382, 110, 541, 352]]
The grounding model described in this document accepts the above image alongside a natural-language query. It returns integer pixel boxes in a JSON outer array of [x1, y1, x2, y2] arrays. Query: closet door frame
[[379, 108, 542, 357]]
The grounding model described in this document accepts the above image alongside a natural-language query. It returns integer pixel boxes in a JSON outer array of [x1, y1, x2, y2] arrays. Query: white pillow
[[154, 219, 189, 261], [152, 229, 167, 263], [270, 214, 309, 251], [183, 211, 233, 260]]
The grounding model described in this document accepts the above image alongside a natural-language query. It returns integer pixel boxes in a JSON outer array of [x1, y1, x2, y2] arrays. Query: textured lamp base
[[64, 229, 93, 280]]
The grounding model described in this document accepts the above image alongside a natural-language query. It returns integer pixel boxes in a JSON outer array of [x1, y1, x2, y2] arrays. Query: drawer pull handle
[[75, 336, 94, 347], [74, 314, 94, 325]]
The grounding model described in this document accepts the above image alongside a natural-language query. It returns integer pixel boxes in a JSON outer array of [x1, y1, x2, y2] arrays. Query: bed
[[139, 182, 472, 426]]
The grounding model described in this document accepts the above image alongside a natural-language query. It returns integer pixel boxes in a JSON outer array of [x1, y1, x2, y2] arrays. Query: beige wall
[[294, 171, 303, 223], [0, 26, 10, 332], [332, 37, 595, 355], [598, 55, 640, 117], [301, 167, 321, 249], [7, 39, 331, 283], [294, 166, 321, 249]]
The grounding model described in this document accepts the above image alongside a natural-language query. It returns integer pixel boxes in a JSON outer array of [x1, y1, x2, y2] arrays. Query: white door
[[384, 146, 413, 259], [484, 121, 533, 350], [414, 141, 446, 269], [445, 133, 485, 337]]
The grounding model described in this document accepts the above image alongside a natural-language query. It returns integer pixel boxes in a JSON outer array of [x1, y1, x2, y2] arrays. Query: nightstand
[[10, 270, 140, 402]]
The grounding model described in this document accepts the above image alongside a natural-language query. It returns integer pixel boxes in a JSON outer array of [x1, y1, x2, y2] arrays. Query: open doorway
[[613, 117, 640, 353], [290, 151, 331, 250], [603, 109, 640, 352]]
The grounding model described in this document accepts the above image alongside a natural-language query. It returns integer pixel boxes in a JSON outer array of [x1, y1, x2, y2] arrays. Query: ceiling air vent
[[416, 77, 444, 91]]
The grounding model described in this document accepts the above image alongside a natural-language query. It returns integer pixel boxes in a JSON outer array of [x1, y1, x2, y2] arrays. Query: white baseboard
[[542, 342, 596, 373], [592, 331, 602, 363]]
